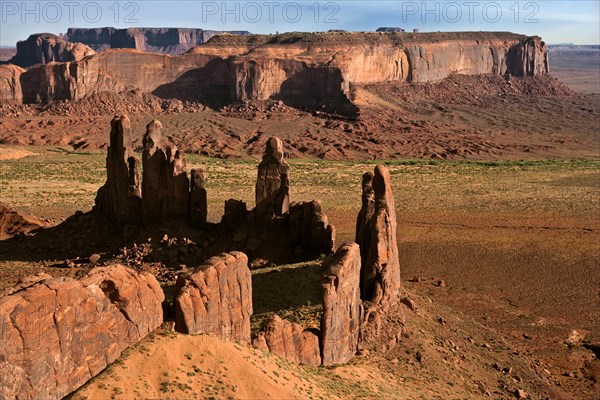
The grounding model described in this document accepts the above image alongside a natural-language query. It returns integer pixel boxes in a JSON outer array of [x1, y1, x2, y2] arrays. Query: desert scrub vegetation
[[1, 146, 598, 222]]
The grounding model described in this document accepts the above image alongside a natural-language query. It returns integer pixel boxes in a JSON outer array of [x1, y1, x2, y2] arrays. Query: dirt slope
[[0, 75, 597, 161]]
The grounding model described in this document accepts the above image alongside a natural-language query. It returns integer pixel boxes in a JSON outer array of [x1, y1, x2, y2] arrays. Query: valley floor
[[1, 149, 599, 399]]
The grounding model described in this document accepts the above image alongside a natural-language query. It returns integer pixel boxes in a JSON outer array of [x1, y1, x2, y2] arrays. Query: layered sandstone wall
[[0, 64, 24, 104], [10, 33, 549, 112], [0, 265, 164, 400]]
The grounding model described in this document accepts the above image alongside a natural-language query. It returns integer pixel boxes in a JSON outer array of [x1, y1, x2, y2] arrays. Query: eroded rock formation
[[0, 202, 45, 240], [10, 32, 549, 109], [141, 120, 190, 221], [65, 27, 251, 54], [253, 314, 321, 366], [355, 172, 375, 265], [0, 64, 24, 104], [9, 33, 95, 68], [173, 252, 252, 343], [94, 115, 141, 223], [356, 165, 401, 306], [289, 201, 336, 256], [190, 168, 208, 228], [507, 36, 550, 77], [321, 243, 363, 365], [222, 199, 249, 227], [255, 136, 290, 223], [0, 265, 164, 400]]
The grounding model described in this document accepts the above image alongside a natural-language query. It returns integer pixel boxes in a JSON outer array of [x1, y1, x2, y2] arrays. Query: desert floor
[[1, 149, 598, 399]]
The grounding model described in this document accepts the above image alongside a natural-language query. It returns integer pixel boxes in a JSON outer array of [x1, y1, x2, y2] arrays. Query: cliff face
[[65, 28, 251, 55], [14, 32, 549, 113], [506, 37, 550, 76], [8, 33, 95, 68], [0, 64, 24, 103]]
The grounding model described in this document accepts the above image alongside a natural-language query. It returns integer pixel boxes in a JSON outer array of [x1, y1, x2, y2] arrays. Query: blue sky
[[0, 0, 598, 46]]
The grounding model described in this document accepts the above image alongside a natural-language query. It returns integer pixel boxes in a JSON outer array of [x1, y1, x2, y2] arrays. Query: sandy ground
[[1, 149, 598, 399], [0, 146, 37, 160]]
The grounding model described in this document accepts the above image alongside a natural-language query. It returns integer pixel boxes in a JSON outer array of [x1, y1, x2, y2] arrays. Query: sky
[[0, 0, 599, 46]]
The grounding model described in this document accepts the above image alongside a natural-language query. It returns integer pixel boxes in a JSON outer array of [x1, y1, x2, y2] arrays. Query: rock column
[[356, 165, 401, 306], [94, 114, 141, 223], [255, 136, 290, 223], [141, 119, 189, 221]]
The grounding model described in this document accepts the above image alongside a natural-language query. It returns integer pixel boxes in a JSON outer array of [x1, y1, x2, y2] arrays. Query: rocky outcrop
[[0, 265, 164, 400], [0, 64, 24, 104], [173, 252, 252, 343], [94, 115, 141, 223], [9, 33, 95, 68], [12, 32, 549, 109], [190, 168, 208, 228], [141, 120, 190, 221], [65, 27, 251, 54], [253, 314, 321, 366], [221, 199, 249, 227], [0, 202, 45, 240], [289, 201, 336, 256], [356, 165, 401, 306], [321, 243, 363, 365], [255, 136, 290, 223], [355, 172, 375, 265], [507, 36, 549, 77]]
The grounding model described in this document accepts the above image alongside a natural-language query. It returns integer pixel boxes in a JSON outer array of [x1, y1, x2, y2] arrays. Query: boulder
[[321, 243, 363, 365], [0, 202, 45, 240], [190, 168, 208, 227], [0, 265, 164, 400], [253, 314, 321, 366], [173, 252, 252, 344], [94, 115, 141, 223], [289, 200, 336, 256], [255, 136, 290, 223], [356, 165, 401, 305]]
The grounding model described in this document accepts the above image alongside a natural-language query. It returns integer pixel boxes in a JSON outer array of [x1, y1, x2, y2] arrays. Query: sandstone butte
[[0, 31, 548, 109], [8, 33, 95, 68], [64, 27, 251, 54]]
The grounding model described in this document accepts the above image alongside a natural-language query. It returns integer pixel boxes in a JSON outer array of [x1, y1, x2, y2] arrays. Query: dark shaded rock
[[173, 252, 252, 344], [141, 119, 189, 222], [9, 33, 95, 68], [507, 36, 549, 77], [355, 172, 375, 264], [190, 168, 208, 227], [321, 243, 363, 366], [94, 115, 141, 223], [0, 265, 164, 400], [65, 27, 251, 55], [289, 200, 336, 256], [222, 199, 248, 227], [253, 314, 321, 366], [255, 136, 290, 223], [356, 165, 401, 306], [171, 150, 190, 219]]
